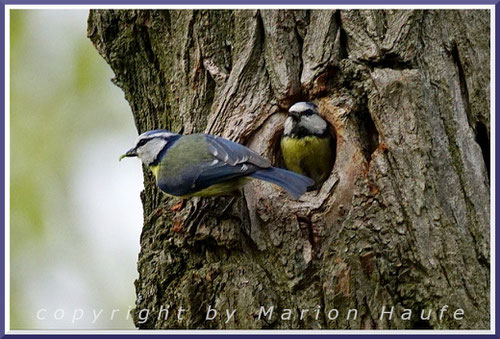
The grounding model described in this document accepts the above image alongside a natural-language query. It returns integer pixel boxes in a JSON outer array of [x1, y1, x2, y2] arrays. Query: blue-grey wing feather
[[205, 135, 271, 168], [187, 135, 270, 190], [192, 159, 256, 189]]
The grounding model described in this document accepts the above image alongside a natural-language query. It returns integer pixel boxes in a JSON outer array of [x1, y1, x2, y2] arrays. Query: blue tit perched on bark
[[280, 102, 334, 187], [120, 130, 315, 199]]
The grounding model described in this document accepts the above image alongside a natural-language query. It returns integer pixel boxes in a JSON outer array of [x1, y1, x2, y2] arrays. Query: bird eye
[[137, 139, 148, 147]]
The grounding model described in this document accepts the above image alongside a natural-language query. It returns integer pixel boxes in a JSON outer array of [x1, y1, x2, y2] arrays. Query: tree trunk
[[87, 9, 490, 330]]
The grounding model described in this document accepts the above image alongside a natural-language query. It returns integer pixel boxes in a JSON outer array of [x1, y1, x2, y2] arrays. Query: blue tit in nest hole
[[280, 102, 334, 187]]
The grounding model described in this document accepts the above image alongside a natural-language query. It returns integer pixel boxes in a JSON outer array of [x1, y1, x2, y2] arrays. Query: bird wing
[[183, 134, 270, 192], [190, 159, 254, 191], [205, 134, 271, 168], [157, 133, 271, 196]]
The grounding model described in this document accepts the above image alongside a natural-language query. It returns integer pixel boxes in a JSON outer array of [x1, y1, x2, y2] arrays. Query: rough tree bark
[[88, 9, 490, 329]]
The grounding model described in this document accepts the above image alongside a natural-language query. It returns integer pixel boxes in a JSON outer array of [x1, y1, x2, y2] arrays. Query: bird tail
[[249, 167, 315, 199]]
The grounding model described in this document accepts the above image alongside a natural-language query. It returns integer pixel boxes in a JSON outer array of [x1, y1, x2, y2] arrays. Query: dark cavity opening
[[357, 107, 379, 162], [334, 11, 348, 59], [450, 44, 473, 127], [475, 121, 490, 179], [272, 126, 287, 170]]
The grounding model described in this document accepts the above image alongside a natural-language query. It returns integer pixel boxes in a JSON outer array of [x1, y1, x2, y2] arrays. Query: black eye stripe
[[303, 109, 316, 116], [137, 137, 171, 147], [137, 139, 149, 147]]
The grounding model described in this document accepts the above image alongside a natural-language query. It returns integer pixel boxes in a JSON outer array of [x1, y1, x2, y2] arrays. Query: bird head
[[120, 130, 180, 166], [288, 101, 319, 120], [284, 102, 327, 137]]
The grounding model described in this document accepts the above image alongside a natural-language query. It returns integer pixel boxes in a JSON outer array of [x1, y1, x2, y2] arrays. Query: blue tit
[[120, 130, 315, 199], [280, 102, 334, 186]]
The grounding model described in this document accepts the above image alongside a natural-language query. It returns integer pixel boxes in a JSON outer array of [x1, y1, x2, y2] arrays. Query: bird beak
[[288, 111, 300, 120], [119, 148, 138, 161]]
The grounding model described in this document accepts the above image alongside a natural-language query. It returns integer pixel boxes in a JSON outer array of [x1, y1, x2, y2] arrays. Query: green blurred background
[[10, 9, 143, 329]]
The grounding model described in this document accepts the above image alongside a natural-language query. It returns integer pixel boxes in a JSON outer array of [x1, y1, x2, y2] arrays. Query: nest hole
[[269, 118, 337, 190]]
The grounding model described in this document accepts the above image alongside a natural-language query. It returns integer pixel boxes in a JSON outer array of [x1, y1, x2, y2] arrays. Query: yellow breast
[[150, 165, 160, 178], [280, 135, 333, 184]]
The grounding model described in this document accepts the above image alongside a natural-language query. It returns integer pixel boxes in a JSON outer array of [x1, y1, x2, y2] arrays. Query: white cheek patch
[[299, 115, 328, 135], [284, 116, 295, 135], [137, 138, 168, 165]]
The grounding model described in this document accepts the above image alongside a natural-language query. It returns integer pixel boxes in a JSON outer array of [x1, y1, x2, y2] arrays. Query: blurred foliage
[[10, 10, 140, 329]]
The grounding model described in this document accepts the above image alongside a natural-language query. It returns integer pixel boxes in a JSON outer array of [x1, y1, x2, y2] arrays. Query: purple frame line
[[0, 1, 4, 338], [0, 0, 499, 5], [0, 0, 497, 338], [495, 2, 499, 339], [0, 335, 488, 339]]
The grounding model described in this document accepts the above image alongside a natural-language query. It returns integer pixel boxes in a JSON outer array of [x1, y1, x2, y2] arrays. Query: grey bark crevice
[[88, 9, 490, 329]]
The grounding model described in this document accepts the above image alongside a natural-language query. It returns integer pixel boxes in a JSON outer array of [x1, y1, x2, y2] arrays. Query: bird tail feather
[[249, 167, 315, 199]]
